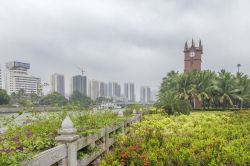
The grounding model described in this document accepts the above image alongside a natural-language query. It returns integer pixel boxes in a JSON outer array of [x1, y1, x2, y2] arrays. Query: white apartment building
[[140, 86, 151, 104], [124, 82, 135, 102], [5, 61, 41, 95], [51, 73, 65, 96], [88, 79, 100, 100], [107, 82, 121, 98]]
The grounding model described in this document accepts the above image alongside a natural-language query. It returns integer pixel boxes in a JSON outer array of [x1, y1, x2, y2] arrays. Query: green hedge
[[193, 108, 250, 112], [101, 111, 250, 165]]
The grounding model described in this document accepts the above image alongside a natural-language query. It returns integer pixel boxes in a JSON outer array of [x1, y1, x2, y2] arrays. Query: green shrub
[[102, 111, 250, 165], [172, 100, 192, 115], [123, 104, 144, 116], [0, 89, 10, 105], [0, 110, 125, 165]]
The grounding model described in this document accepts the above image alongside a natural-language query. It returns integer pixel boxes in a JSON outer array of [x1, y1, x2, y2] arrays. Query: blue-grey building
[[71, 75, 87, 96]]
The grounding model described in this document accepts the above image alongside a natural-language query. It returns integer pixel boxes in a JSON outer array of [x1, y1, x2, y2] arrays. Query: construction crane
[[237, 64, 241, 74], [76, 66, 85, 76]]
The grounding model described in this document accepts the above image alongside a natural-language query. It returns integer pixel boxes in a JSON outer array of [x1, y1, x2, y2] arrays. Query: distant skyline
[[1, 0, 250, 98]]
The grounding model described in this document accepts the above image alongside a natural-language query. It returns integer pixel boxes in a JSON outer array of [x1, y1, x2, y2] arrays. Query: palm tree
[[190, 70, 216, 109], [176, 72, 194, 101], [213, 70, 243, 108], [158, 69, 249, 110], [157, 91, 178, 115], [236, 73, 250, 109], [157, 90, 191, 115], [159, 70, 179, 95]]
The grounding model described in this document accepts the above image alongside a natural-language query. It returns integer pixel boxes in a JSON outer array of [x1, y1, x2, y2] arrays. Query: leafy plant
[[102, 110, 250, 165], [0, 89, 10, 105], [0, 109, 125, 165]]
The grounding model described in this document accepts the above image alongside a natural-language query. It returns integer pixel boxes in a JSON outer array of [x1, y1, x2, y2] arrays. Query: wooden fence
[[22, 112, 142, 166]]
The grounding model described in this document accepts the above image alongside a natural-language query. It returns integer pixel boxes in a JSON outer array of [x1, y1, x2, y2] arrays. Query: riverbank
[[0, 107, 64, 114]]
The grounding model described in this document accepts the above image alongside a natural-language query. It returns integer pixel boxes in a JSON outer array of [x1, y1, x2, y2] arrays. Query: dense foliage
[[157, 70, 250, 112], [156, 91, 192, 115], [0, 89, 10, 105], [70, 91, 92, 108], [7, 90, 92, 108], [39, 92, 68, 106], [101, 110, 250, 165], [0, 110, 124, 165], [9, 89, 33, 107]]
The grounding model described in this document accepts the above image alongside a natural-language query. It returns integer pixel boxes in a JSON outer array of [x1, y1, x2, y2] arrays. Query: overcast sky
[[1, 0, 250, 98]]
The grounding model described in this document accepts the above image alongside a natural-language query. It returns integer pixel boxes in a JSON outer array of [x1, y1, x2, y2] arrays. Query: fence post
[[104, 126, 110, 153], [118, 110, 123, 117], [132, 109, 137, 115], [132, 109, 137, 122], [55, 116, 80, 166]]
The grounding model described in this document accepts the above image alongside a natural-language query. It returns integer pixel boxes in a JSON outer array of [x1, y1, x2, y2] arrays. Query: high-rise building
[[140, 86, 151, 104], [51, 73, 65, 96], [99, 82, 108, 97], [72, 75, 87, 96], [113, 82, 121, 97], [88, 79, 99, 100], [108, 82, 113, 97], [104, 83, 108, 97], [0, 66, 2, 89], [5, 61, 41, 95], [116, 84, 121, 97], [124, 82, 135, 102], [107, 82, 121, 98], [151, 90, 158, 102]]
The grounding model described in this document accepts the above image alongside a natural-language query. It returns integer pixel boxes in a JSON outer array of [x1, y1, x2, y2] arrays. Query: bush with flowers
[[101, 110, 250, 166]]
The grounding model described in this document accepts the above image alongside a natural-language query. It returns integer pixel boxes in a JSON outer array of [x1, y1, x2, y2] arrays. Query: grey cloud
[[0, 0, 250, 98]]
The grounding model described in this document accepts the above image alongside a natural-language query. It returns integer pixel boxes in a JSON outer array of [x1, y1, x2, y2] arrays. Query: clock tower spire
[[184, 39, 203, 73]]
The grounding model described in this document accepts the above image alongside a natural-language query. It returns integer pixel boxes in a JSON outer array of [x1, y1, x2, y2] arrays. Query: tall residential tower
[[99, 82, 108, 97], [124, 82, 135, 102], [140, 86, 151, 104], [88, 79, 99, 100], [72, 75, 87, 96], [108, 82, 121, 98], [51, 73, 65, 96]]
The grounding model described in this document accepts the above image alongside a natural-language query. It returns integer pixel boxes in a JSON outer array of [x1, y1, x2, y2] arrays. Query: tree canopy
[[70, 91, 92, 108], [40, 92, 68, 106], [157, 70, 250, 112], [0, 89, 10, 105]]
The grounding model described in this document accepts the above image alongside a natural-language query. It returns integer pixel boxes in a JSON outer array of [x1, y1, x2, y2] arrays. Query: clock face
[[190, 50, 195, 57]]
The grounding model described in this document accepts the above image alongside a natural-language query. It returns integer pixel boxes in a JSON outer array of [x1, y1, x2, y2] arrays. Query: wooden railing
[[22, 112, 142, 166]]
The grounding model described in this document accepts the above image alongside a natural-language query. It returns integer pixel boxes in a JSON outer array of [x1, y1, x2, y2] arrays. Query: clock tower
[[184, 39, 203, 72], [183, 39, 203, 109]]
